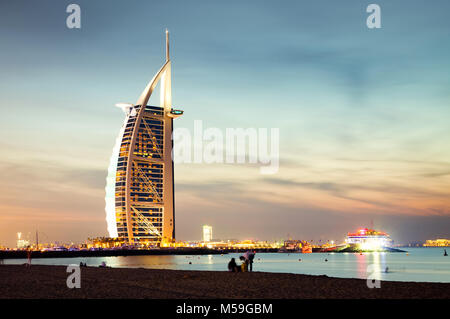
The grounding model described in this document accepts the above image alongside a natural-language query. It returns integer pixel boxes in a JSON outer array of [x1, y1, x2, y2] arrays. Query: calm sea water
[[4, 248, 450, 283]]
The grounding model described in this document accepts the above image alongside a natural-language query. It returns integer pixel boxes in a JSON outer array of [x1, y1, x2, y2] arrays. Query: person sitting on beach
[[239, 256, 248, 272], [228, 258, 238, 272]]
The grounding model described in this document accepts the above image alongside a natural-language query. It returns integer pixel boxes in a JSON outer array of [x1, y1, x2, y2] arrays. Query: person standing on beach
[[243, 251, 255, 272], [248, 252, 255, 272], [26, 248, 32, 267]]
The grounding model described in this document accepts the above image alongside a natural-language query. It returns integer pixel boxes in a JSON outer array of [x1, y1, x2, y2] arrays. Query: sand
[[0, 265, 449, 299]]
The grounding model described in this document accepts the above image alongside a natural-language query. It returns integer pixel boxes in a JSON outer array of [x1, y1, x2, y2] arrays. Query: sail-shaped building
[[105, 30, 183, 245]]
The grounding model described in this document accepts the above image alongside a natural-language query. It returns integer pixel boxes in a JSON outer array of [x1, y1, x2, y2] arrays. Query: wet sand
[[0, 265, 449, 299]]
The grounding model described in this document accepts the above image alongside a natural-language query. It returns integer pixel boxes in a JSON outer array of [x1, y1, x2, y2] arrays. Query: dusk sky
[[1, 0, 449, 247]]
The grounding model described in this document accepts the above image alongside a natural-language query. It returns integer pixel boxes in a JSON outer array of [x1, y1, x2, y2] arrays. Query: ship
[[280, 240, 312, 253], [345, 228, 393, 251]]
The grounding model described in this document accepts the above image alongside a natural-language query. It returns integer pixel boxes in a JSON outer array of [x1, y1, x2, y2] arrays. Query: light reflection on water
[[4, 248, 450, 283]]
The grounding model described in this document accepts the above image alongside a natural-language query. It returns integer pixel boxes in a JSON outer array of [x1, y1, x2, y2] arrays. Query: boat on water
[[280, 240, 312, 253], [279, 228, 402, 253], [301, 245, 312, 253], [345, 228, 393, 251]]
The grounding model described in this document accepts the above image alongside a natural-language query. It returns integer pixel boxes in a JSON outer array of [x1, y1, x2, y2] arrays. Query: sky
[[0, 0, 449, 247]]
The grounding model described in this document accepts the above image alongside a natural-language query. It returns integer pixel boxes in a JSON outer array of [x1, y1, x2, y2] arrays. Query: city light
[[202, 225, 213, 242]]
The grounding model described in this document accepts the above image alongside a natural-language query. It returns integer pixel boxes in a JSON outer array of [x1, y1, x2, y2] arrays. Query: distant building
[[16, 232, 29, 249], [282, 240, 312, 253], [203, 225, 213, 242], [424, 239, 450, 247], [283, 240, 303, 251], [88, 237, 125, 249], [105, 30, 183, 246]]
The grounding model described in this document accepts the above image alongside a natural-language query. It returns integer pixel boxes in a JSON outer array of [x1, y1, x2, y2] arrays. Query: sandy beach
[[0, 265, 449, 299]]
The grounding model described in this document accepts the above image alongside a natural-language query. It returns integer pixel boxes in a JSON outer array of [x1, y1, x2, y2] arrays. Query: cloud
[[263, 178, 342, 192], [0, 159, 106, 191]]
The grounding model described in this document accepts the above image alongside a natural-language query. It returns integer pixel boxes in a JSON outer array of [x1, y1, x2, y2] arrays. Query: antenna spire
[[165, 28, 170, 61]]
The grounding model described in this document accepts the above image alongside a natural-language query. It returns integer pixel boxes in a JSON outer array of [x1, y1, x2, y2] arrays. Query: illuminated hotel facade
[[105, 30, 183, 245], [203, 225, 213, 242]]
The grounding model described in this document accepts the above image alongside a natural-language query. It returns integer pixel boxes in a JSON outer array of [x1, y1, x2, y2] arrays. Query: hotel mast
[[105, 30, 183, 245]]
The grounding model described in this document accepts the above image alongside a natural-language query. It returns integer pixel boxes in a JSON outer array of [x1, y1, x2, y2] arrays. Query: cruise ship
[[345, 228, 393, 250]]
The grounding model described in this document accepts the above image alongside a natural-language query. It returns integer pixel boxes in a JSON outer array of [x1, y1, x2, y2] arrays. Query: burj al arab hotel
[[105, 30, 183, 245]]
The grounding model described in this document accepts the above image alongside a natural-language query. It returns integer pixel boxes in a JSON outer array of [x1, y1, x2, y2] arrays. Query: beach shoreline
[[0, 265, 449, 299], [0, 248, 281, 259]]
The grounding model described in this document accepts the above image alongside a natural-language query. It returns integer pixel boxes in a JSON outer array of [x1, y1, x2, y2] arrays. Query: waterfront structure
[[16, 232, 30, 249], [203, 225, 212, 242], [105, 30, 183, 245], [282, 240, 303, 251], [424, 239, 450, 247], [345, 228, 393, 250]]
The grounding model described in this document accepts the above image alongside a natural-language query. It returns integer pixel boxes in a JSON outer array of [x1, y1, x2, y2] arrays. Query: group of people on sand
[[228, 251, 255, 272]]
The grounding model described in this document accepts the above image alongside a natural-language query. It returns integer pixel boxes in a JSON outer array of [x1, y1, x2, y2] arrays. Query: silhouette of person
[[228, 258, 238, 272]]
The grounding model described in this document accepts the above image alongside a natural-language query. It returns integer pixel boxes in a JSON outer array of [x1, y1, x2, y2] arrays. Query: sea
[[3, 247, 450, 283]]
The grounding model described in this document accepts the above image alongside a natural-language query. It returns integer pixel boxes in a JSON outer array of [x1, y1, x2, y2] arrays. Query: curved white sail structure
[[105, 30, 183, 245], [105, 113, 128, 238]]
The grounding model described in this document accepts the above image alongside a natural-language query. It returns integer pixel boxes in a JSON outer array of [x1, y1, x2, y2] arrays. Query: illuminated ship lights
[[345, 228, 393, 251]]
